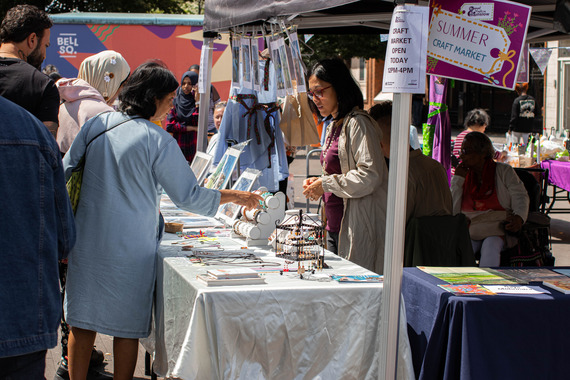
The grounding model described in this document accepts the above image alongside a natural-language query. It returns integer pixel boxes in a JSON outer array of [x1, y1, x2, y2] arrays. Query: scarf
[[174, 71, 198, 123], [78, 50, 130, 101], [463, 158, 497, 203]]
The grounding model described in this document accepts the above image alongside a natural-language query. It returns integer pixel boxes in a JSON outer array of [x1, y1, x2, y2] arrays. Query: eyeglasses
[[307, 86, 332, 101]]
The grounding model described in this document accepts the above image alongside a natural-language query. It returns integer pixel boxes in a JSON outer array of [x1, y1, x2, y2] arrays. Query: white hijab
[[78, 50, 130, 101]]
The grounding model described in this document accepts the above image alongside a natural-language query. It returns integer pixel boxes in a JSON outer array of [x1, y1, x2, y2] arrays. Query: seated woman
[[166, 71, 199, 163], [451, 132, 529, 266]]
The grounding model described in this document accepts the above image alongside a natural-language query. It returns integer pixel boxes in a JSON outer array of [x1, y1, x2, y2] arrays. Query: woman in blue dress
[[63, 61, 262, 380]]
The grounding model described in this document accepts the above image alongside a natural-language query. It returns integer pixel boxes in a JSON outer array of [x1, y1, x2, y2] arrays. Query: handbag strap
[[86, 112, 143, 149]]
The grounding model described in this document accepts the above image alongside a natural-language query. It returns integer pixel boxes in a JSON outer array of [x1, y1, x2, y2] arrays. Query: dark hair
[[308, 58, 363, 119], [463, 131, 495, 159], [188, 64, 200, 71], [463, 108, 490, 129], [118, 60, 179, 120], [48, 72, 62, 82], [368, 101, 393, 123], [0, 5, 52, 43]]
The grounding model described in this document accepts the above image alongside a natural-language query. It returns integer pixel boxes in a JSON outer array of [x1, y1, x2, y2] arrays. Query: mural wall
[[45, 23, 232, 99]]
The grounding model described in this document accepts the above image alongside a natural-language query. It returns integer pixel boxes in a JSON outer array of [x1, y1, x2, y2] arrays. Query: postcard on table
[[542, 280, 570, 294], [483, 285, 549, 295], [418, 266, 520, 285], [493, 268, 567, 283], [331, 274, 383, 283], [439, 284, 496, 295], [553, 268, 570, 278]]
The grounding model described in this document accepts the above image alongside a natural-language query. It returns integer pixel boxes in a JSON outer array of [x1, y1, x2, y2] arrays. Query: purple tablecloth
[[541, 160, 570, 191]]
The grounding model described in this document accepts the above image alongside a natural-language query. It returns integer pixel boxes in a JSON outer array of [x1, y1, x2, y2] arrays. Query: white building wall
[[545, 41, 559, 135], [350, 57, 367, 101]]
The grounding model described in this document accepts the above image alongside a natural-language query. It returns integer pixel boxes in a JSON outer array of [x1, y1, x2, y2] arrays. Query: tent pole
[[197, 35, 215, 153], [379, 92, 411, 380]]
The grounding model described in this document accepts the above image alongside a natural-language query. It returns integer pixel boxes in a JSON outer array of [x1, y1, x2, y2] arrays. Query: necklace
[[321, 118, 343, 175]]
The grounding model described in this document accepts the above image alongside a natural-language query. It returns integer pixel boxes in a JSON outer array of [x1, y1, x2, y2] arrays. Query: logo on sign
[[57, 33, 79, 57], [460, 3, 494, 21]]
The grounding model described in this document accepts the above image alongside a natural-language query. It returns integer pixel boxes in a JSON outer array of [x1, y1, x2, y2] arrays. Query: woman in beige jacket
[[303, 58, 388, 274]]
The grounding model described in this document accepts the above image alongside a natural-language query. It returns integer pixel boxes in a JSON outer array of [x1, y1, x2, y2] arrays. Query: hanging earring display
[[274, 37, 294, 95], [241, 37, 253, 89], [231, 35, 241, 88], [288, 32, 306, 93], [252, 36, 261, 92], [270, 38, 287, 98]]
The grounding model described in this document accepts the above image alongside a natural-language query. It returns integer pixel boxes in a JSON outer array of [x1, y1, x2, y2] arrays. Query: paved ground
[[45, 131, 570, 379]]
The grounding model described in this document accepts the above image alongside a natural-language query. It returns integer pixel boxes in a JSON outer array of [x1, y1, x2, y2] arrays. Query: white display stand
[[229, 188, 286, 246]]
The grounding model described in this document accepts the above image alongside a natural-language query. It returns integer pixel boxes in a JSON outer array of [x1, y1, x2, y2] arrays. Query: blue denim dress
[[63, 112, 220, 338]]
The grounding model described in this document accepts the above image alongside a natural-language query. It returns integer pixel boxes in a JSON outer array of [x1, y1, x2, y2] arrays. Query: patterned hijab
[[174, 71, 199, 122], [78, 50, 130, 101]]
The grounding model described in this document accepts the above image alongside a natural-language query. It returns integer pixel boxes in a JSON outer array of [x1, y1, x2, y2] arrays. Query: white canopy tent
[[197, 1, 570, 378]]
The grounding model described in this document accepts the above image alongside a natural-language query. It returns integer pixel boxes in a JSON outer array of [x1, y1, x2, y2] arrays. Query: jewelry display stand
[[230, 188, 286, 246], [272, 209, 325, 262]]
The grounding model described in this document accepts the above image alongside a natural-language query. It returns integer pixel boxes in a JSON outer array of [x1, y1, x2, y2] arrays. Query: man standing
[[0, 96, 76, 379], [369, 101, 452, 223], [0, 4, 60, 137]]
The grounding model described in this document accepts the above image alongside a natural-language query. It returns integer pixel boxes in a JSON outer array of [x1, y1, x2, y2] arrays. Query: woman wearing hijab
[[166, 71, 199, 163], [56, 50, 130, 154]]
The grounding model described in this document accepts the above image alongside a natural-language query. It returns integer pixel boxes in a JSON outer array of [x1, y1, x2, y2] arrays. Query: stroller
[[500, 168, 555, 267]]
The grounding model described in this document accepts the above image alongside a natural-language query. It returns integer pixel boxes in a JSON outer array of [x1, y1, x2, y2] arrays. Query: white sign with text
[[428, 8, 510, 76], [382, 5, 429, 93]]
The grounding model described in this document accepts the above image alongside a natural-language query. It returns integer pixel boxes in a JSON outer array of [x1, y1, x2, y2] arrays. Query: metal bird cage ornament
[[274, 209, 325, 266]]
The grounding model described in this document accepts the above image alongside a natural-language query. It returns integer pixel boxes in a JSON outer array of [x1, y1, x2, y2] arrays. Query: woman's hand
[[219, 190, 263, 211], [455, 163, 469, 178], [504, 214, 524, 233], [302, 177, 318, 189], [186, 125, 198, 132], [302, 178, 324, 201]]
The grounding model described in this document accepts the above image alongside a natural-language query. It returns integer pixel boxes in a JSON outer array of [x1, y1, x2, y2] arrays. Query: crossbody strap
[[86, 112, 143, 149]]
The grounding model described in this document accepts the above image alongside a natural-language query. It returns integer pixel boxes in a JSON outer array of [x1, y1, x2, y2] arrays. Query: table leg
[[546, 185, 570, 214]]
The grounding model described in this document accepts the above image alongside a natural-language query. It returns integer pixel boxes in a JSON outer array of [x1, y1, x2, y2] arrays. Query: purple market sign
[[427, 0, 531, 90]]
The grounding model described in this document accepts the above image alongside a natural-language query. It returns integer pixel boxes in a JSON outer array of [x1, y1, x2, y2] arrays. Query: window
[[359, 58, 366, 81]]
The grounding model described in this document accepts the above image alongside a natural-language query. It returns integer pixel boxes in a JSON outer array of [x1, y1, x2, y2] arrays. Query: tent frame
[[197, 1, 569, 378]]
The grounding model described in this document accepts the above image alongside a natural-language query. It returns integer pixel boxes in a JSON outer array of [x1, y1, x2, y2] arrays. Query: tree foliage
[[1, 0, 203, 21], [300, 34, 387, 67]]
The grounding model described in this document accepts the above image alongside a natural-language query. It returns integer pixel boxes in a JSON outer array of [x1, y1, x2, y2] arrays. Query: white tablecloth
[[142, 233, 415, 380]]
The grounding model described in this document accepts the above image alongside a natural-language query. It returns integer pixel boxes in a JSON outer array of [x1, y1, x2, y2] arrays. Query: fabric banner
[[515, 44, 529, 83], [427, 0, 531, 90], [529, 48, 553, 75], [422, 123, 434, 157], [427, 75, 451, 183]]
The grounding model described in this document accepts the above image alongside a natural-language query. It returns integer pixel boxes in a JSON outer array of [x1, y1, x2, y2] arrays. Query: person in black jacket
[[508, 82, 535, 146]]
